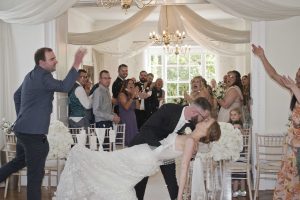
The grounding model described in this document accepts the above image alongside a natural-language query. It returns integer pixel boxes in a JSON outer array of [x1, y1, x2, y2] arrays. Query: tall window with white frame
[[146, 46, 216, 103]]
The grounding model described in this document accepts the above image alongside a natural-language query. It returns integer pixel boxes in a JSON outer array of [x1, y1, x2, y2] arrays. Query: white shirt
[[173, 107, 189, 133], [69, 81, 92, 122]]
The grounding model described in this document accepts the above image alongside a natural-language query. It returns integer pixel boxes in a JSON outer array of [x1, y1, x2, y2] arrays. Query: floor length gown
[[56, 133, 182, 200], [119, 97, 139, 146], [273, 104, 300, 200]]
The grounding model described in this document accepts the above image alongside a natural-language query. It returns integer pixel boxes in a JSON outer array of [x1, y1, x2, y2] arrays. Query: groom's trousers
[[0, 132, 49, 200]]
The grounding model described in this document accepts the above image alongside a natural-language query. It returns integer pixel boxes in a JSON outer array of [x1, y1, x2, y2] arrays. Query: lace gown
[[56, 133, 182, 200], [273, 104, 300, 199]]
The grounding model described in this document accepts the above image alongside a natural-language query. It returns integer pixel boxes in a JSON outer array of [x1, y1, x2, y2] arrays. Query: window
[[146, 46, 216, 103]]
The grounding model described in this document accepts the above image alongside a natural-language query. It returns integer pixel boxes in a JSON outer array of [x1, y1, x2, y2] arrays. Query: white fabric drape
[[207, 0, 300, 21], [157, 6, 184, 35], [0, 21, 17, 122], [174, 5, 250, 44], [0, 0, 78, 24], [94, 41, 153, 58], [183, 19, 247, 56], [68, 6, 157, 45]]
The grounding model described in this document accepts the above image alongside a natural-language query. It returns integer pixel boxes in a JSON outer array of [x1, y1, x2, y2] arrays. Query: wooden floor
[[0, 186, 274, 200], [0, 172, 274, 200]]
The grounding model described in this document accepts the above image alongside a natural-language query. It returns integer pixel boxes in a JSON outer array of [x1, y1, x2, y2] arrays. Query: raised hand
[[73, 47, 87, 69], [251, 44, 265, 58], [280, 75, 297, 89]]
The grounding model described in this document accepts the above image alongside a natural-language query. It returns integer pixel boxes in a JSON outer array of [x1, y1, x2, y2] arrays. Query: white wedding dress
[[56, 133, 182, 200]]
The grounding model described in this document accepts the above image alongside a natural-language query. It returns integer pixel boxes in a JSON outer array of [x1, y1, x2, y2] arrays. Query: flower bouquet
[[1, 118, 13, 134], [174, 97, 188, 106], [47, 120, 74, 160], [210, 122, 243, 161], [212, 82, 225, 100]]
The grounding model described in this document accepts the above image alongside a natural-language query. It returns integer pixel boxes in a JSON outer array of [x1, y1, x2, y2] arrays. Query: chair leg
[[18, 174, 21, 192], [247, 170, 253, 200], [4, 178, 9, 199], [254, 171, 260, 200]]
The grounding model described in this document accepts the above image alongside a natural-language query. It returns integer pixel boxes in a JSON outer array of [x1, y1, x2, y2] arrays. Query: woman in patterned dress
[[252, 44, 300, 199]]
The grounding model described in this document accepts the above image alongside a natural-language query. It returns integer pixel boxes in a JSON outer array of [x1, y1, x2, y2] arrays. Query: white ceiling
[[71, 0, 238, 23]]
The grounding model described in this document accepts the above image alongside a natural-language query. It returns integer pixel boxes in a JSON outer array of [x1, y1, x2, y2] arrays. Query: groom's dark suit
[[130, 103, 193, 200]]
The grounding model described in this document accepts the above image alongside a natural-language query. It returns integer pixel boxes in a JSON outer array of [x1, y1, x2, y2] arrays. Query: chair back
[[88, 127, 111, 151], [68, 128, 84, 144], [255, 133, 285, 175], [240, 128, 251, 165], [115, 123, 126, 148], [4, 132, 17, 162]]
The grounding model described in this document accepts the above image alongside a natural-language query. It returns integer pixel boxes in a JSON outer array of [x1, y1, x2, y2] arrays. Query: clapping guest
[[217, 70, 243, 122], [112, 64, 128, 114], [93, 70, 120, 128], [68, 69, 92, 128], [118, 79, 140, 146], [184, 76, 212, 105], [152, 78, 165, 108]]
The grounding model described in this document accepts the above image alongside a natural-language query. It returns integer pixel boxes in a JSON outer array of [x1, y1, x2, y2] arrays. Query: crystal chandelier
[[163, 44, 191, 55], [149, 30, 186, 46], [97, 0, 155, 10], [149, 6, 188, 55]]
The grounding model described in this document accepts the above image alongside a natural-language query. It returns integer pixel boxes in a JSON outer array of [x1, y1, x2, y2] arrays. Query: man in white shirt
[[68, 69, 92, 128], [93, 70, 120, 128]]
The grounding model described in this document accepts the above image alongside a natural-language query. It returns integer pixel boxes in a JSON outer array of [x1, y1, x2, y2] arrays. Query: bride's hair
[[199, 121, 221, 144]]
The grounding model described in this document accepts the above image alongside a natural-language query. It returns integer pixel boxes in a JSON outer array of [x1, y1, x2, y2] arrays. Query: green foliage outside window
[[148, 48, 216, 103]]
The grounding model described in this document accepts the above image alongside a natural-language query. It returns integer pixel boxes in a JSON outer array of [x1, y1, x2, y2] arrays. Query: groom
[[129, 97, 211, 200]]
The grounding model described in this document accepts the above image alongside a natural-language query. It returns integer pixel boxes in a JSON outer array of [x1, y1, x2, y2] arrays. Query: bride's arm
[[177, 137, 196, 200]]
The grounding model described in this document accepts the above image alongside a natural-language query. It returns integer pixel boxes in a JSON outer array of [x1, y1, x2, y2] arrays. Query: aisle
[[145, 171, 170, 200]]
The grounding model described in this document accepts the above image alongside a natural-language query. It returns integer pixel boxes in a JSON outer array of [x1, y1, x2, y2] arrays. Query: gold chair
[[254, 133, 286, 199]]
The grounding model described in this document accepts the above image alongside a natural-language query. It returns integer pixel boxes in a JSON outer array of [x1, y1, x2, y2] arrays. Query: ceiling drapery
[[174, 5, 250, 44], [68, 5, 250, 45], [0, 0, 79, 24], [68, 6, 156, 45], [207, 0, 300, 21]]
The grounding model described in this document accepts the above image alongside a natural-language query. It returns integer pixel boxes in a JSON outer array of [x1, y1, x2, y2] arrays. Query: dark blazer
[[131, 103, 184, 146], [13, 66, 78, 134], [112, 77, 124, 98]]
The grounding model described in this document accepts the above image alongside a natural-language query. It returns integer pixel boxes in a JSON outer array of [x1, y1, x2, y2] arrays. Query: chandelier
[[149, 6, 188, 55], [96, 0, 155, 10], [163, 44, 191, 55]]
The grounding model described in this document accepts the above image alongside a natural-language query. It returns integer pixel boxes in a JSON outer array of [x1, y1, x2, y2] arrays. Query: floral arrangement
[[212, 82, 225, 100], [47, 120, 74, 160], [1, 118, 13, 134], [209, 122, 243, 161], [174, 97, 188, 106]]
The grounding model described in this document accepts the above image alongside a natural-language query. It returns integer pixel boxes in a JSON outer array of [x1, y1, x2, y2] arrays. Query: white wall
[[6, 24, 45, 121], [251, 16, 300, 190]]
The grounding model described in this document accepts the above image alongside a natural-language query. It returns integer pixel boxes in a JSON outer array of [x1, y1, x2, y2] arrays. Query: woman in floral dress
[[252, 44, 300, 199]]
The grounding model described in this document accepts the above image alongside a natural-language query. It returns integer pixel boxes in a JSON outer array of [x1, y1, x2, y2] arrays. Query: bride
[[55, 117, 221, 200]]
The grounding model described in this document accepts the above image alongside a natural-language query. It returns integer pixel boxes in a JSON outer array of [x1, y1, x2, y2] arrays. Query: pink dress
[[217, 86, 243, 122]]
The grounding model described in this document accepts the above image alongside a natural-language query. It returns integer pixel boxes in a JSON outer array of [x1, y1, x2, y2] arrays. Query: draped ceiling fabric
[[93, 41, 154, 58], [207, 0, 300, 21], [157, 5, 184, 35], [0, 0, 79, 24], [68, 6, 156, 45]]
